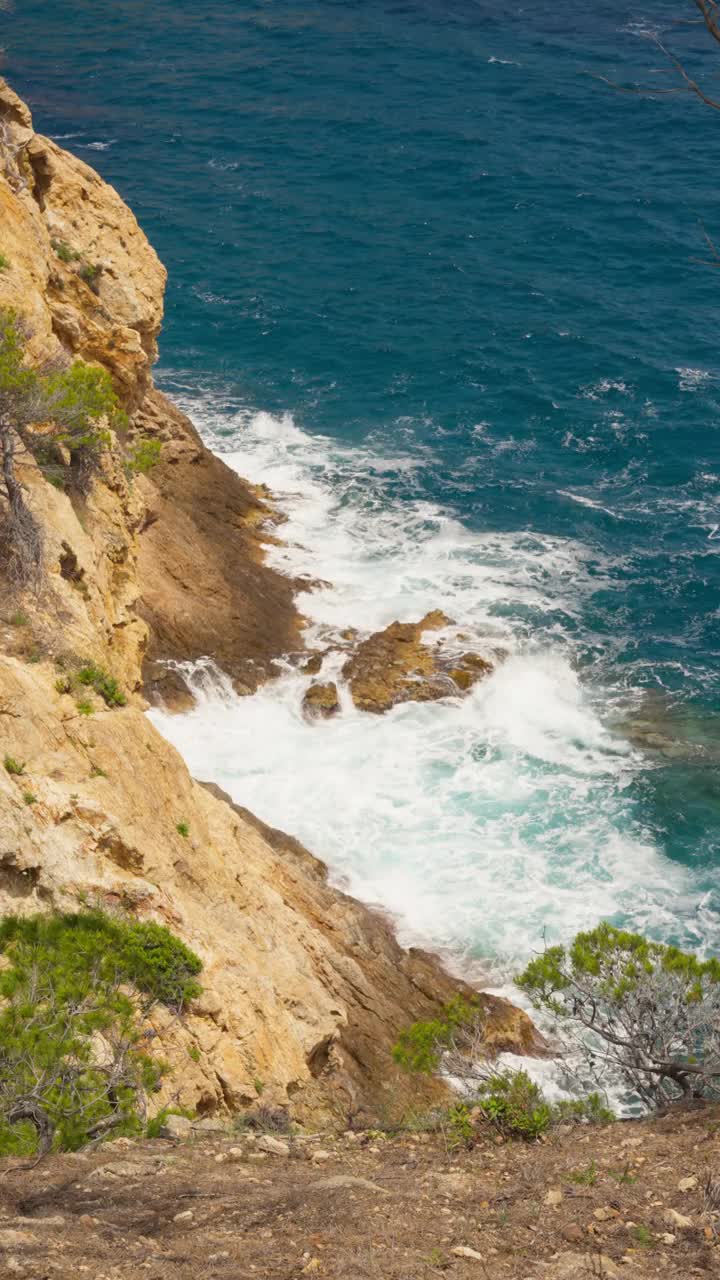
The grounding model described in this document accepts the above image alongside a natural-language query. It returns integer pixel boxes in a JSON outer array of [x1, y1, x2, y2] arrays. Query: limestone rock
[[452, 1246, 484, 1261], [310, 1175, 390, 1194], [342, 612, 493, 713], [161, 1114, 193, 1140], [302, 681, 340, 720], [664, 1208, 693, 1229], [257, 1135, 290, 1156]]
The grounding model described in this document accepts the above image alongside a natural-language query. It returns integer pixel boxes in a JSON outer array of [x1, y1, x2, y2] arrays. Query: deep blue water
[[3, 0, 719, 959]]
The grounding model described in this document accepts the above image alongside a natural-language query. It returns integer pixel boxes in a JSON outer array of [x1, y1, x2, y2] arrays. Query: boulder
[[302, 681, 340, 719], [342, 612, 492, 713], [161, 1114, 193, 1140], [256, 1135, 290, 1156]]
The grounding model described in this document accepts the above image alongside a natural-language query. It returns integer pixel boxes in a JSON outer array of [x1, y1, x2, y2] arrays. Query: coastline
[[0, 76, 540, 1125]]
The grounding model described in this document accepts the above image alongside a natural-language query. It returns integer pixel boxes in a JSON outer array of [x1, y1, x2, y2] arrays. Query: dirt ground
[[1, 1106, 719, 1280]]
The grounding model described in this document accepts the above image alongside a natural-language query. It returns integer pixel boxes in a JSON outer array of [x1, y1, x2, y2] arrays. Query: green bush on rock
[[0, 911, 202, 1157]]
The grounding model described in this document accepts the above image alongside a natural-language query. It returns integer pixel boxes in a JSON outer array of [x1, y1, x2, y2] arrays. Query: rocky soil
[[2, 1107, 719, 1279]]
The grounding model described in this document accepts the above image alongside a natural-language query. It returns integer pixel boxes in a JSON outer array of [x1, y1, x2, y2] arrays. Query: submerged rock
[[342, 611, 493, 713]]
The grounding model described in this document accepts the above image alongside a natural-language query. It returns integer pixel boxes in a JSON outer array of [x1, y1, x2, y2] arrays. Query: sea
[[4, 0, 720, 983]]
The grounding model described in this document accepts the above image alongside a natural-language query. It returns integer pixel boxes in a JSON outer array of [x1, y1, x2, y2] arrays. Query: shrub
[[0, 254, 10, 272], [392, 995, 481, 1074], [78, 261, 103, 292], [51, 239, 80, 264], [77, 699, 94, 716], [9, 610, 29, 626], [3, 755, 25, 776], [176, 820, 190, 839], [0, 911, 202, 1155], [472, 1069, 553, 1139], [75, 661, 126, 707], [517, 922, 720, 1109], [125, 436, 162, 476], [0, 310, 126, 583], [393, 999, 614, 1141], [22, 792, 36, 806]]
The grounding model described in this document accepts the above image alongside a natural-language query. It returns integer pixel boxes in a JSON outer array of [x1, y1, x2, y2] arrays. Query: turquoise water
[[4, 1, 719, 966]]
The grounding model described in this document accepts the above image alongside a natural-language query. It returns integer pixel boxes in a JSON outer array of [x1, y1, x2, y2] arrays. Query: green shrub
[[0, 911, 202, 1155], [176, 820, 190, 839], [78, 261, 103, 291], [3, 755, 25, 776], [51, 239, 80, 264], [9, 610, 29, 626], [75, 662, 127, 707], [125, 437, 162, 476], [392, 995, 481, 1074], [22, 792, 37, 806], [0, 310, 127, 584], [77, 699, 94, 716], [517, 923, 720, 1108], [0, 254, 10, 272], [473, 1069, 553, 1140]]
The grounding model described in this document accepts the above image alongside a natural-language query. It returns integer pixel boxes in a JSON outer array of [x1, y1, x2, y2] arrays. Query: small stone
[[0, 1230, 37, 1248], [311, 1149, 331, 1163], [248, 1152, 268, 1161], [173, 1210, 193, 1224], [664, 1208, 693, 1230], [310, 1175, 390, 1195], [452, 1246, 483, 1261], [593, 1206, 619, 1221], [545, 1188, 563, 1208], [15, 1215, 65, 1228], [257, 1135, 290, 1157], [660, 1233, 676, 1245], [302, 1261, 322, 1274], [226, 1147, 245, 1161], [214, 1153, 228, 1164], [678, 1175, 698, 1192]]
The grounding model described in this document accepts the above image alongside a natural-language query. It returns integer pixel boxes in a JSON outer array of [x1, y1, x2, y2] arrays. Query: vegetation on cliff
[[0, 910, 202, 1156], [0, 308, 124, 585]]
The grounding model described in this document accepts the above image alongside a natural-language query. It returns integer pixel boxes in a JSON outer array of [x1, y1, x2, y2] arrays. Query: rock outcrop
[[0, 78, 539, 1126], [302, 680, 341, 719], [342, 611, 493, 714]]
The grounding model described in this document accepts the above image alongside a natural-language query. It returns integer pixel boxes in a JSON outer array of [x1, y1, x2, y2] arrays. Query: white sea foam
[[149, 397, 701, 976]]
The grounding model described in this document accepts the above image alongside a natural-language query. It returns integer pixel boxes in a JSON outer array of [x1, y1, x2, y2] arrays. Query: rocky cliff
[[0, 78, 538, 1126]]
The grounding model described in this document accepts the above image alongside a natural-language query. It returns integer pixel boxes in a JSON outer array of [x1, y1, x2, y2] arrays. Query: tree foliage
[[517, 922, 720, 1108], [0, 911, 202, 1156]]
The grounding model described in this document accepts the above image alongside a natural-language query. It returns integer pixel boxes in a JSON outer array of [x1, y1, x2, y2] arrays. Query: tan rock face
[[342, 611, 493, 714], [132, 390, 303, 706], [0, 78, 165, 405]]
